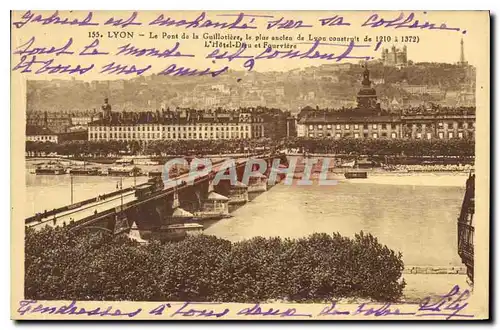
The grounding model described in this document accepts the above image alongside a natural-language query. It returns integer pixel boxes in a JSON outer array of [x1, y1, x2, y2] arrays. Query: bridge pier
[[248, 172, 268, 193], [174, 181, 208, 217], [196, 180, 230, 218]]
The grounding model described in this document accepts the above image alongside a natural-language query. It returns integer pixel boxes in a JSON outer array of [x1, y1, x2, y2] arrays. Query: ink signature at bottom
[[416, 285, 474, 320], [318, 285, 474, 320], [16, 285, 474, 320]]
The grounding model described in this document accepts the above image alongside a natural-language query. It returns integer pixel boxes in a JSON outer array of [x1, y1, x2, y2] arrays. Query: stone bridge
[[26, 153, 289, 238]]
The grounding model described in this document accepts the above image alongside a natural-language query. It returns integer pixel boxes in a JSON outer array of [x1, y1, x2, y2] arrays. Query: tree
[[25, 227, 406, 302]]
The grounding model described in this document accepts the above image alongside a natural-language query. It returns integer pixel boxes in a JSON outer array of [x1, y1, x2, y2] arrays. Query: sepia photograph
[[11, 10, 489, 320]]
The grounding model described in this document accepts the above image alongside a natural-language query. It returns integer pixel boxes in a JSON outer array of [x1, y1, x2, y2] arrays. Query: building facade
[[401, 114, 475, 140], [26, 126, 59, 143], [26, 111, 72, 134], [296, 65, 476, 140], [27, 110, 98, 133], [25, 126, 88, 143], [88, 102, 267, 142], [300, 116, 402, 139], [299, 115, 476, 140]]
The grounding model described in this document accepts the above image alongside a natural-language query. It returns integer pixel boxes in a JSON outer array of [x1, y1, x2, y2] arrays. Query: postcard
[[11, 10, 490, 320]]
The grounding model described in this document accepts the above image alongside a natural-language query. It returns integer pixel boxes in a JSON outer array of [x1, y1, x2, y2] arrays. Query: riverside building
[[88, 99, 266, 142], [296, 65, 475, 140]]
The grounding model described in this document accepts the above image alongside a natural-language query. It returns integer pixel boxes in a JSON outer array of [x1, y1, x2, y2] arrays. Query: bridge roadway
[[27, 155, 269, 230]]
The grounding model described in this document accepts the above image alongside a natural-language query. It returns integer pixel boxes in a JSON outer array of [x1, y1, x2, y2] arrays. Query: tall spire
[[460, 38, 466, 66]]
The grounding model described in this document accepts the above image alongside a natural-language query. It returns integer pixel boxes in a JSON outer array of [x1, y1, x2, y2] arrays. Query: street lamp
[[120, 177, 123, 211]]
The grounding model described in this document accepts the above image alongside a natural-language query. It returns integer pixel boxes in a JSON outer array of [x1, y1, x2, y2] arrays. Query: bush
[[25, 227, 405, 302]]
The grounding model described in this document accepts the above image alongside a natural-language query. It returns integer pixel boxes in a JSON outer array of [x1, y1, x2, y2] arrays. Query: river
[[205, 173, 467, 267], [25, 173, 149, 218], [26, 171, 467, 267], [25, 171, 470, 301]]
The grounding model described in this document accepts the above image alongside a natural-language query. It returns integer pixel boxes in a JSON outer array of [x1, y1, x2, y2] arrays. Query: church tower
[[357, 64, 378, 109]]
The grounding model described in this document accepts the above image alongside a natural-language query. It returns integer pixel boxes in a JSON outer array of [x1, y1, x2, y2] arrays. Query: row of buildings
[[297, 113, 476, 140], [87, 100, 291, 142], [90, 103, 266, 141], [25, 126, 88, 144], [26, 110, 98, 133], [26, 65, 475, 144]]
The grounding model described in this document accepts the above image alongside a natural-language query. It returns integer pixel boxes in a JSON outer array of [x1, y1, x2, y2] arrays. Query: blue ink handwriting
[[416, 285, 474, 320], [79, 39, 109, 56], [319, 15, 351, 27], [149, 303, 172, 315], [100, 62, 151, 75], [149, 12, 259, 30], [12, 10, 98, 29], [12, 55, 94, 75], [104, 11, 142, 28], [12, 10, 466, 35], [318, 302, 351, 316], [17, 300, 142, 317], [266, 17, 313, 29], [116, 42, 195, 59], [353, 302, 416, 317], [170, 302, 230, 318], [15, 286, 475, 320], [158, 64, 229, 77], [362, 12, 465, 34], [13, 36, 74, 57], [207, 40, 373, 72], [237, 303, 313, 317]]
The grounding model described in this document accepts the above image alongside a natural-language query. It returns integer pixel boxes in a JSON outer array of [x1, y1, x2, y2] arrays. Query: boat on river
[[108, 166, 140, 177], [35, 165, 65, 175], [69, 167, 100, 176], [166, 223, 204, 236], [193, 213, 232, 221], [344, 171, 368, 179]]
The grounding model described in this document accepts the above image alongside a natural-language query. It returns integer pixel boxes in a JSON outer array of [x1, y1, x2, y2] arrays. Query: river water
[[26, 171, 467, 267], [205, 174, 467, 267], [25, 170, 469, 300], [25, 173, 149, 218]]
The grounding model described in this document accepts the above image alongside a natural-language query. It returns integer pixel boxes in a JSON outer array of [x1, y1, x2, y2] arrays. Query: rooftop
[[26, 125, 56, 136]]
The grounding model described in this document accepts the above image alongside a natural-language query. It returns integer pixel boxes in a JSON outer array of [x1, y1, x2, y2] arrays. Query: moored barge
[[108, 166, 140, 177], [344, 171, 368, 179], [35, 166, 65, 175], [69, 167, 100, 176]]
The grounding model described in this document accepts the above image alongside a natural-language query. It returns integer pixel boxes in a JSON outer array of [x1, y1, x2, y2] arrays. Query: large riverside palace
[[88, 100, 267, 142], [296, 66, 475, 140]]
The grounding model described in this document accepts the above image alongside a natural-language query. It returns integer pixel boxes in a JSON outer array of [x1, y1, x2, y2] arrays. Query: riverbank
[[301, 171, 469, 187], [337, 173, 468, 187]]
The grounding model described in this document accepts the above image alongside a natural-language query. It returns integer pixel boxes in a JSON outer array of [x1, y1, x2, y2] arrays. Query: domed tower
[[102, 97, 112, 120], [357, 64, 378, 109]]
